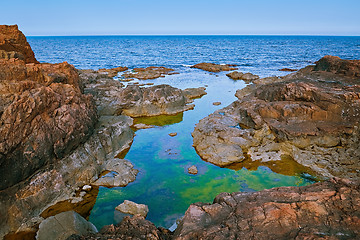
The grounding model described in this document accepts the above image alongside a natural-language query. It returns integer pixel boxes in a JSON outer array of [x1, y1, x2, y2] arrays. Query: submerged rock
[[115, 200, 149, 217], [192, 56, 360, 179], [187, 165, 198, 175], [174, 178, 360, 239], [191, 63, 237, 72], [122, 66, 178, 80], [36, 211, 97, 240]]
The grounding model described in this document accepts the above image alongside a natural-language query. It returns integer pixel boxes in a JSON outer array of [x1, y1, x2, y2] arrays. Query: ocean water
[[28, 36, 360, 229]]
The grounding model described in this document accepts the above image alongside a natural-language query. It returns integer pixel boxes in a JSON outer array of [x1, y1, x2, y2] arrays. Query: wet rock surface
[[122, 66, 178, 80], [191, 63, 237, 72], [193, 56, 360, 179], [115, 200, 149, 217], [174, 178, 360, 240]]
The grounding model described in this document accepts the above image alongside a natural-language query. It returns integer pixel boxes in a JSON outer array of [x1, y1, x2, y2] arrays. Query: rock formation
[[115, 200, 149, 217], [174, 178, 360, 239], [191, 63, 237, 72], [122, 66, 178, 80], [193, 56, 360, 179], [226, 71, 259, 82], [0, 25, 38, 63], [97, 66, 128, 78]]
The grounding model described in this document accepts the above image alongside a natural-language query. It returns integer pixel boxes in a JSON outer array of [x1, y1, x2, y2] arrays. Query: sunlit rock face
[[174, 178, 360, 240], [193, 56, 360, 180]]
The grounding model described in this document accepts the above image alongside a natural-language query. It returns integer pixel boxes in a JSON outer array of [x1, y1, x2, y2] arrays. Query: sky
[[1, 0, 359, 36]]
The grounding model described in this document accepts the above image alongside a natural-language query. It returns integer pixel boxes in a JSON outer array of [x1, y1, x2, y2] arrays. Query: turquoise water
[[27, 35, 360, 230]]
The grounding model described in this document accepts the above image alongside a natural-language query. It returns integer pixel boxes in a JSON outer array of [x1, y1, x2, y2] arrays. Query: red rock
[[0, 25, 38, 63], [314, 55, 360, 77]]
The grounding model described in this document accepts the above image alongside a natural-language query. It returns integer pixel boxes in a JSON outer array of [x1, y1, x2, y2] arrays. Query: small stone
[[145, 82, 154, 85], [213, 102, 221, 106], [115, 200, 149, 217], [82, 185, 92, 191], [169, 132, 177, 137], [188, 165, 198, 175]]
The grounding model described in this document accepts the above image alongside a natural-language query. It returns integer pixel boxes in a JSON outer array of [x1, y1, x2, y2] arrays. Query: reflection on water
[[133, 112, 183, 127], [88, 71, 318, 230]]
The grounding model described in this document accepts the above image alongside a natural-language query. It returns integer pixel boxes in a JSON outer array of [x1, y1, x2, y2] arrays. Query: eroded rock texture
[[0, 25, 38, 63], [193, 56, 360, 179], [174, 178, 360, 240]]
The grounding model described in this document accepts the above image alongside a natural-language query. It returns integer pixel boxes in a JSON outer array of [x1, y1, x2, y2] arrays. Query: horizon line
[[27, 33, 360, 37]]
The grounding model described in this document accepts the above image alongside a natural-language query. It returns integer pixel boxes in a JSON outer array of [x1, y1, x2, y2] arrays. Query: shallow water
[[27, 35, 360, 229]]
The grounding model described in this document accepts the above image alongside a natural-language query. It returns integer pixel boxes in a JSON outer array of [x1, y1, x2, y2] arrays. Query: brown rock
[[192, 56, 360, 178], [174, 178, 360, 240], [0, 25, 38, 63], [279, 68, 298, 72], [122, 66, 178, 80], [97, 66, 128, 78], [226, 71, 259, 83], [313, 55, 360, 77], [191, 63, 237, 72], [115, 200, 149, 217], [169, 132, 177, 137], [187, 165, 198, 175], [182, 87, 207, 100], [212, 102, 221, 106]]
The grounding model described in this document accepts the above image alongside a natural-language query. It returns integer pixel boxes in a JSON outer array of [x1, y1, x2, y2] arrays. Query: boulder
[[115, 200, 149, 217], [313, 55, 360, 77], [182, 87, 207, 100], [36, 211, 97, 240], [0, 25, 38, 63], [174, 178, 360, 239], [191, 63, 237, 72], [193, 56, 360, 179]]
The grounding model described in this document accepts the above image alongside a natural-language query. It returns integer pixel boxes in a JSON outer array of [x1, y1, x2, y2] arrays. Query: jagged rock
[[36, 211, 97, 240], [0, 25, 38, 63], [93, 159, 138, 187], [0, 115, 134, 238], [122, 66, 178, 80], [191, 63, 237, 72], [173, 178, 360, 240], [0, 59, 97, 191], [187, 165, 198, 175], [192, 56, 360, 179], [115, 200, 149, 217], [226, 71, 259, 82], [79, 215, 172, 240]]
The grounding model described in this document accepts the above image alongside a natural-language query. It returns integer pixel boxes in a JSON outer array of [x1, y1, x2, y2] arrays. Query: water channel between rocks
[[88, 68, 317, 230]]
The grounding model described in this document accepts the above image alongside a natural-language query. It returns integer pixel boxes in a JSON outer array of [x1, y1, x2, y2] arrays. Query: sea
[[28, 35, 360, 230]]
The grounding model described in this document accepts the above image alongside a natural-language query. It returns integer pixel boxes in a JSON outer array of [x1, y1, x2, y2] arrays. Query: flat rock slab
[[191, 63, 237, 72]]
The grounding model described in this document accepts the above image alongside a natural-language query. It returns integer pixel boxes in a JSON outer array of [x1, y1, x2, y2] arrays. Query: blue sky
[[1, 0, 359, 36]]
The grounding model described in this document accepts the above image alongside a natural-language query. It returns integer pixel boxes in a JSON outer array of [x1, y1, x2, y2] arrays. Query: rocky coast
[[0, 25, 359, 240]]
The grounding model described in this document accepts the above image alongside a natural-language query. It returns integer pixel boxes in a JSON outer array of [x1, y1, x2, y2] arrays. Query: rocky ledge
[[192, 56, 360, 179], [191, 63, 237, 72], [122, 66, 179, 80]]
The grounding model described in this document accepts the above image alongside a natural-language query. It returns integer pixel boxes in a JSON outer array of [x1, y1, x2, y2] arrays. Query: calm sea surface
[[28, 36, 360, 229]]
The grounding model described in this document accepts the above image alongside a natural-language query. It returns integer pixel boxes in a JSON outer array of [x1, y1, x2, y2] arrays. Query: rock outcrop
[[192, 56, 360, 179], [97, 66, 128, 78], [191, 63, 237, 72], [122, 66, 178, 80], [174, 178, 360, 240], [0, 25, 38, 63]]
